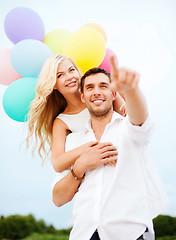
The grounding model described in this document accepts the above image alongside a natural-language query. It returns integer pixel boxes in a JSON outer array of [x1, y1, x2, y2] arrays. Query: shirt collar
[[85, 111, 124, 132]]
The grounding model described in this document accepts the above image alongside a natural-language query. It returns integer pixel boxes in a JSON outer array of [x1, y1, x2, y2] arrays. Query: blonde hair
[[26, 54, 82, 164]]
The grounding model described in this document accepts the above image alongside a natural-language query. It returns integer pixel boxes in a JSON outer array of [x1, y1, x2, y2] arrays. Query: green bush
[[1, 214, 176, 240], [56, 228, 72, 235], [0, 214, 35, 239], [0, 214, 58, 240], [156, 236, 176, 240], [154, 215, 176, 237]]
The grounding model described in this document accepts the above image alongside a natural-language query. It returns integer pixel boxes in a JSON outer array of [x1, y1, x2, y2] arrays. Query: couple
[[27, 54, 167, 239]]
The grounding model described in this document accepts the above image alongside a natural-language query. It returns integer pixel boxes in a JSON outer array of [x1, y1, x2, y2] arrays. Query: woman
[[26, 54, 126, 171]]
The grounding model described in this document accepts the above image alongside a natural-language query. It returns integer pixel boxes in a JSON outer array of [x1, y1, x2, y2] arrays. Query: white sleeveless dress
[[56, 108, 90, 132]]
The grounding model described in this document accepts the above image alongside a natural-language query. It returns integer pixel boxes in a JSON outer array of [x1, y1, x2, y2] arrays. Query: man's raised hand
[[110, 55, 140, 96]]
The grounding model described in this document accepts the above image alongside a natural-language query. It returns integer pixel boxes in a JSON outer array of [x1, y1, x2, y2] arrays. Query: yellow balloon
[[81, 23, 107, 42], [43, 29, 71, 54], [63, 27, 106, 73]]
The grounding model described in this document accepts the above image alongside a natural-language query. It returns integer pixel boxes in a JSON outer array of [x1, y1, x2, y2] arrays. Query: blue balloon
[[11, 39, 53, 77], [3, 77, 37, 122]]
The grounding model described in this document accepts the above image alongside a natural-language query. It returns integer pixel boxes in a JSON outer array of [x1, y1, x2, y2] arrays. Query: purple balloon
[[4, 7, 45, 44]]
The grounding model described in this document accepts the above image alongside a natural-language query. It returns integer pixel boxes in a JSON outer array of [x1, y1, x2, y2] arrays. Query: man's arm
[[110, 55, 148, 126], [52, 142, 118, 207]]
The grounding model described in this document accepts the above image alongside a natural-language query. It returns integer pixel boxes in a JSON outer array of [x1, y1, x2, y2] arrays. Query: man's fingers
[[110, 55, 118, 76], [110, 54, 118, 69], [126, 71, 135, 86], [132, 72, 140, 88], [118, 68, 128, 86]]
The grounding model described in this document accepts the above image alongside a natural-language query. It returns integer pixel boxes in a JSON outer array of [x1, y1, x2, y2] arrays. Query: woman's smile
[[65, 80, 77, 87]]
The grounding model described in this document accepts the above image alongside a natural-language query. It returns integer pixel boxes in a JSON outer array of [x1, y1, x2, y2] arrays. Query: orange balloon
[[81, 23, 107, 42]]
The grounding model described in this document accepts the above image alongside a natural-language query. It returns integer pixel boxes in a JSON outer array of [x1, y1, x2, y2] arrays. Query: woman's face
[[54, 59, 80, 96]]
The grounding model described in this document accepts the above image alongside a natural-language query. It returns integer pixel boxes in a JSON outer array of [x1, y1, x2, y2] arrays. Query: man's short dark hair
[[80, 68, 111, 93]]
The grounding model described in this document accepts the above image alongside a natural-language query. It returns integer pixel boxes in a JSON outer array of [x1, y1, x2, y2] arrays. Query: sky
[[0, 0, 176, 230]]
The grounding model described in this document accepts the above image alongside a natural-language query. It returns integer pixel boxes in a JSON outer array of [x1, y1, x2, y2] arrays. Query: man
[[52, 56, 166, 240]]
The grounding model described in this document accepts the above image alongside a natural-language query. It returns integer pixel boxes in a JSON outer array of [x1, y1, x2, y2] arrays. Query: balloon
[[11, 39, 53, 77], [99, 48, 118, 73], [0, 48, 22, 86], [63, 27, 106, 73], [4, 7, 45, 44], [43, 29, 71, 54], [3, 77, 37, 122], [81, 23, 107, 42]]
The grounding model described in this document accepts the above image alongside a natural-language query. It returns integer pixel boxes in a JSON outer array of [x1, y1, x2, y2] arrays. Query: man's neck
[[90, 110, 113, 141]]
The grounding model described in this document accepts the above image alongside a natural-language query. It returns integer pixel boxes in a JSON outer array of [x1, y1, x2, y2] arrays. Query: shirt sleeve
[[51, 169, 70, 190], [123, 114, 155, 144]]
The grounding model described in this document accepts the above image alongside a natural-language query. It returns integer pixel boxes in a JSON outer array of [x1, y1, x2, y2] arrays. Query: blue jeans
[[90, 231, 100, 240]]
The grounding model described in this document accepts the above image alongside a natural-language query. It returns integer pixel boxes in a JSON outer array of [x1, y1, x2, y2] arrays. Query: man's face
[[81, 73, 116, 117]]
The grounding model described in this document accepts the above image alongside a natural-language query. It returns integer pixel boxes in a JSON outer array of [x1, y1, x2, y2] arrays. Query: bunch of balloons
[[1, 7, 118, 122]]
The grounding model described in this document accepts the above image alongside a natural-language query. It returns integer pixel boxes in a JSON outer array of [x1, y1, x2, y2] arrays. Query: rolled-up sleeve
[[123, 115, 155, 144]]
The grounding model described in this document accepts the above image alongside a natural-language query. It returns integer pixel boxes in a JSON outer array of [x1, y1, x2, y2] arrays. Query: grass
[[21, 233, 176, 240], [22, 233, 69, 240], [156, 236, 176, 240]]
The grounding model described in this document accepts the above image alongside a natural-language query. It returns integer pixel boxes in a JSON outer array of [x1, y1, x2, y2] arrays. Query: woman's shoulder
[[53, 116, 69, 131], [56, 108, 89, 119], [56, 108, 89, 132]]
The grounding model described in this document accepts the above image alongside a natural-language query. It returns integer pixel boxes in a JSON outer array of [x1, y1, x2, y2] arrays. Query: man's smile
[[91, 98, 105, 105]]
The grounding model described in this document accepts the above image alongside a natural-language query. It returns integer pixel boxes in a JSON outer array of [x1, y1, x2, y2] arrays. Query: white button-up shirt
[[53, 112, 167, 240]]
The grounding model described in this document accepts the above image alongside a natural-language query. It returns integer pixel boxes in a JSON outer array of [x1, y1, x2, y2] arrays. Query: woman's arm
[[53, 171, 81, 207], [113, 92, 126, 117], [51, 118, 96, 172], [53, 142, 118, 207]]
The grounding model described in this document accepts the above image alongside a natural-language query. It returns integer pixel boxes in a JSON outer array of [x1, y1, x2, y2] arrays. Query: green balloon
[[43, 29, 71, 54], [3, 77, 37, 122]]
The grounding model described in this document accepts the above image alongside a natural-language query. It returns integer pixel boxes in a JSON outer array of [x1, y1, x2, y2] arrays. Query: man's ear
[[112, 91, 117, 101], [81, 92, 85, 103]]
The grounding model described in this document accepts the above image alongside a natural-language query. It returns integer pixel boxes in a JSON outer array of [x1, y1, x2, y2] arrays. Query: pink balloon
[[99, 48, 118, 72], [0, 48, 22, 86]]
